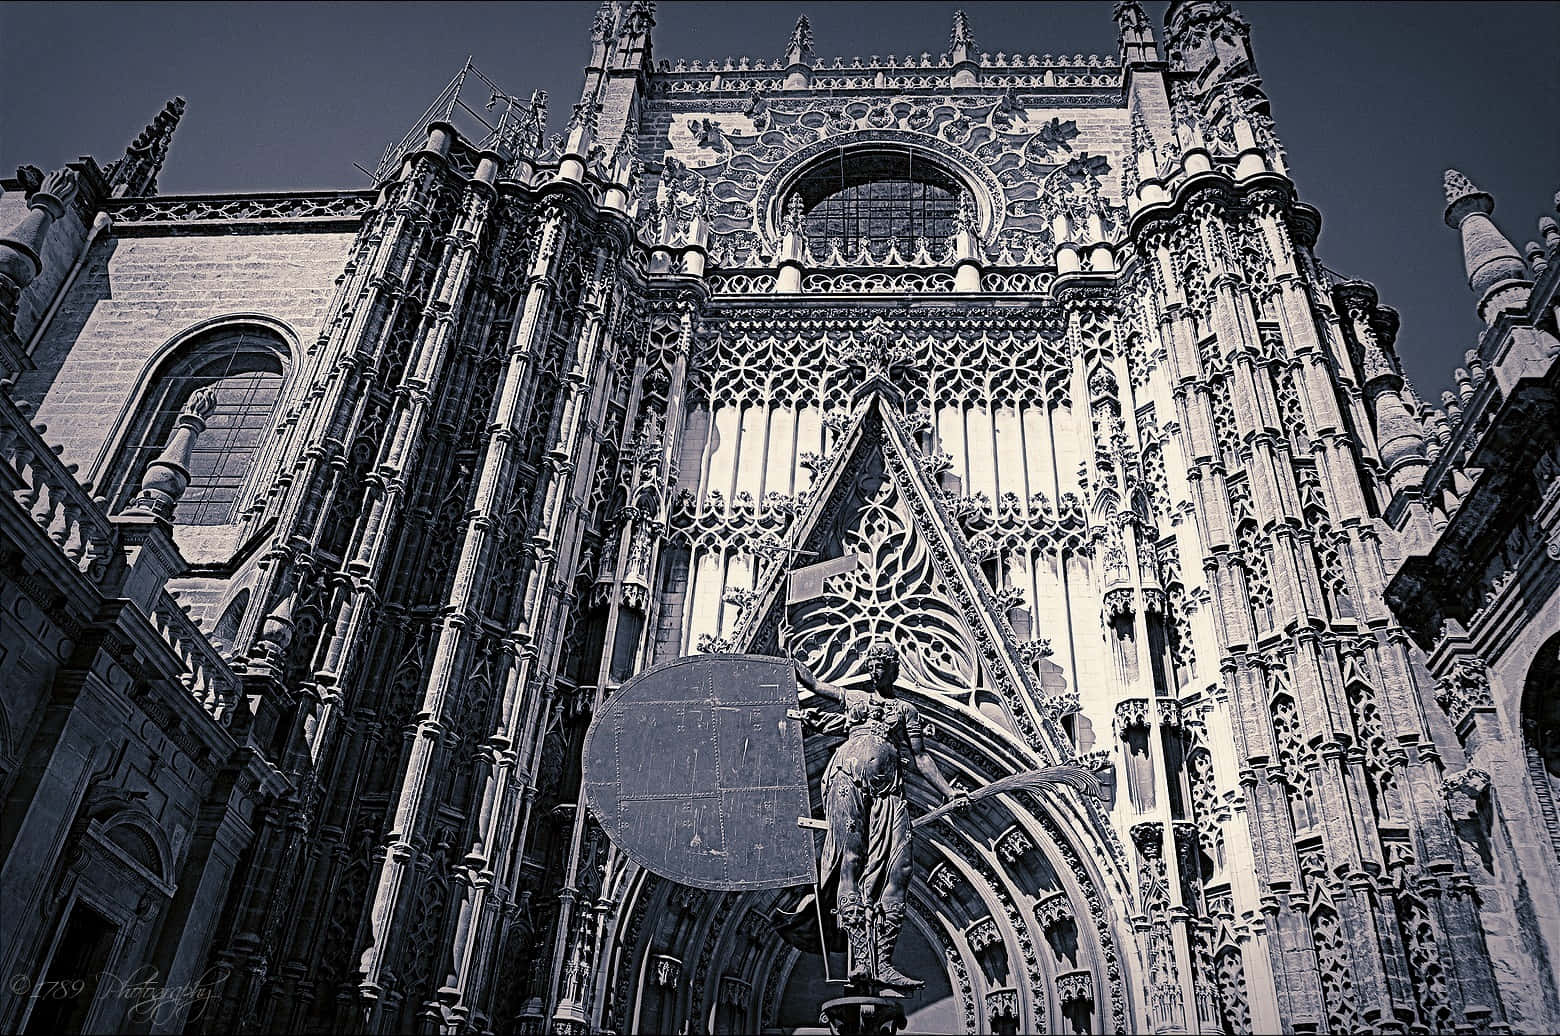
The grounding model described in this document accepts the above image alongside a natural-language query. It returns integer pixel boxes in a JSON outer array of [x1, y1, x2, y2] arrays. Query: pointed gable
[[730, 392, 1073, 762]]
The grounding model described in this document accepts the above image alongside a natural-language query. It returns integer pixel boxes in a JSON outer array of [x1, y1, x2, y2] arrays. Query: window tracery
[[788, 449, 983, 698], [792, 149, 963, 261], [1344, 666, 1401, 823], [686, 314, 1067, 414], [104, 322, 288, 525], [1272, 365, 1308, 453], [1270, 680, 1318, 831], [1300, 848, 1361, 1034], [1386, 842, 1454, 1033]]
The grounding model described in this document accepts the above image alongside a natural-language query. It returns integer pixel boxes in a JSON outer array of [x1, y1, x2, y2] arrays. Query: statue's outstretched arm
[[778, 619, 843, 703], [792, 659, 844, 703], [906, 709, 967, 805]]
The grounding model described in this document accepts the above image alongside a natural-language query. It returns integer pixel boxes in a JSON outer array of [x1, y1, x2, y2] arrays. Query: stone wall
[[0, 385, 284, 1033], [19, 226, 354, 483]]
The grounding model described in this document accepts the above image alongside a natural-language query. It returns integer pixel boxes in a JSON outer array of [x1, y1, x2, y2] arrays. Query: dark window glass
[[793, 151, 961, 261], [107, 327, 285, 526]]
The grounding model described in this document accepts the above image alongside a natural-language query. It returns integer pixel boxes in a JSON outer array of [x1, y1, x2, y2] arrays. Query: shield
[[583, 653, 818, 892]]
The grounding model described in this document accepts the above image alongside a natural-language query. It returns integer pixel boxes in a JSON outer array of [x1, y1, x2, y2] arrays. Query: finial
[[27, 167, 80, 213], [782, 193, 805, 236], [1538, 215, 1558, 252], [125, 386, 219, 522], [1443, 168, 1531, 324], [523, 90, 548, 153], [106, 96, 185, 198], [786, 14, 815, 65], [1113, 0, 1149, 31], [1443, 168, 1488, 221], [254, 587, 299, 668], [591, 1, 613, 42], [622, 0, 655, 35], [1113, 1, 1158, 64], [0, 166, 81, 338], [950, 10, 977, 52], [1441, 389, 1463, 423]]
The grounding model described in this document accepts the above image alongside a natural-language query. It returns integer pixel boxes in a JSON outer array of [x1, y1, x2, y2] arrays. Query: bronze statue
[[785, 636, 968, 991]]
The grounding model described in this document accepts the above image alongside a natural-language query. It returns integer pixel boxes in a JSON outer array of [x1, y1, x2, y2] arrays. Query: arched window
[[792, 149, 963, 261], [1522, 634, 1560, 863], [104, 322, 288, 525]]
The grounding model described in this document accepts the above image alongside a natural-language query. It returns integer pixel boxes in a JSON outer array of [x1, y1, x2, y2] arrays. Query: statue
[[782, 634, 968, 991], [581, 615, 1099, 1031]]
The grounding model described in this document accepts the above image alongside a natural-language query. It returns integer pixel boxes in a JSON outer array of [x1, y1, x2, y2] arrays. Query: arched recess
[[209, 587, 250, 656], [78, 790, 177, 890], [1522, 632, 1560, 863], [592, 690, 1144, 1034], [94, 314, 296, 525]]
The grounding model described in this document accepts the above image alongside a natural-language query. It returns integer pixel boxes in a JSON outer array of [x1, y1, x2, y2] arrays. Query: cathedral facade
[[1, 2, 1557, 1033]]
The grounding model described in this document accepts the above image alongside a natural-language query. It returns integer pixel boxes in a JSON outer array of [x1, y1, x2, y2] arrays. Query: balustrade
[[0, 379, 239, 725]]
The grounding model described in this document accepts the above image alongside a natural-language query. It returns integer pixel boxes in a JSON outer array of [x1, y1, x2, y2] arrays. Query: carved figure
[[784, 635, 967, 990]]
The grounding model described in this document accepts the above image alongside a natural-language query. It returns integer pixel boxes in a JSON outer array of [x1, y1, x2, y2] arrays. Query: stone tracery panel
[[789, 448, 983, 697], [650, 90, 1129, 262]]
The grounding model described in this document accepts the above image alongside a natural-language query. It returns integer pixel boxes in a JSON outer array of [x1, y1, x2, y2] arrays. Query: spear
[[912, 765, 1104, 828]]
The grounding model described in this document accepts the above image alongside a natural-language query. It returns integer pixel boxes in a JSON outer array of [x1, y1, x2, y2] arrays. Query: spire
[[106, 96, 185, 198], [785, 14, 815, 65], [1443, 169, 1532, 325], [949, 10, 979, 86], [950, 10, 977, 56]]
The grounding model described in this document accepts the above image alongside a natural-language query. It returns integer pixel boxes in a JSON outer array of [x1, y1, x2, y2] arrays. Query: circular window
[[789, 148, 965, 261]]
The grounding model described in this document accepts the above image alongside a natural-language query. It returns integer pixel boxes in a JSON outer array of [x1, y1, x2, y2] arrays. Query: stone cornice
[[107, 190, 374, 234]]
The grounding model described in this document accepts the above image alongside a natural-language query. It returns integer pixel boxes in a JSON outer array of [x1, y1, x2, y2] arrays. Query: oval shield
[[583, 653, 819, 892]]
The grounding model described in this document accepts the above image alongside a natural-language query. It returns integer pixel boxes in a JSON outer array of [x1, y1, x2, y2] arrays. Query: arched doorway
[[593, 692, 1143, 1034]]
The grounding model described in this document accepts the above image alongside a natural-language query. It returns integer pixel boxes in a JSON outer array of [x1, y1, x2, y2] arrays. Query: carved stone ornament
[[1442, 767, 1490, 822], [1058, 968, 1095, 1006], [652, 953, 682, 988], [1434, 657, 1496, 731]]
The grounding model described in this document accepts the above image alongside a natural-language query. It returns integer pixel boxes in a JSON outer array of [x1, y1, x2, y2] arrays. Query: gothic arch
[[595, 689, 1143, 1034]]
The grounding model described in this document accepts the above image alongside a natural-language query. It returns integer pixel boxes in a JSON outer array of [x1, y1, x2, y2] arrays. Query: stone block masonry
[[21, 227, 355, 479]]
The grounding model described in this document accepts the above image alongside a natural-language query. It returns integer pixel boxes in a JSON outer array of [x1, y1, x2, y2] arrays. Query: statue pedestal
[[820, 994, 906, 1036]]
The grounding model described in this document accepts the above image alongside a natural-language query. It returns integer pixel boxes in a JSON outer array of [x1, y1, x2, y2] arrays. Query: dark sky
[[3, 2, 1556, 398]]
